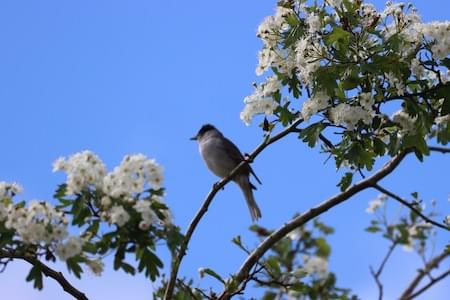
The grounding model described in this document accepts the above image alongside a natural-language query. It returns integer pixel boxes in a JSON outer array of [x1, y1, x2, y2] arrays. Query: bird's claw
[[244, 153, 254, 163]]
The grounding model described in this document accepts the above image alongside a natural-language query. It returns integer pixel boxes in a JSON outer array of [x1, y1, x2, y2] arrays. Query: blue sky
[[0, 0, 449, 299]]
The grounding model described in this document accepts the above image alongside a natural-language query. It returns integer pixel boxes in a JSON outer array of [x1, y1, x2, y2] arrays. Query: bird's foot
[[213, 182, 225, 190]]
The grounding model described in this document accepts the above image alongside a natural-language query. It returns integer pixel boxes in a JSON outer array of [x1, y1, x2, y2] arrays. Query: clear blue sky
[[0, 1, 448, 299]]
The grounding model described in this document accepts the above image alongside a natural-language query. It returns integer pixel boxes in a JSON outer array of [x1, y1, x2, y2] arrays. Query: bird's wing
[[221, 137, 262, 185]]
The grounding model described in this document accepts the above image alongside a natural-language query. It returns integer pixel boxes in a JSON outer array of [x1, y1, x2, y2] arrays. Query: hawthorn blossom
[[329, 103, 373, 130], [86, 259, 104, 276], [56, 236, 83, 261], [53, 150, 106, 195], [0, 181, 23, 197], [392, 110, 417, 136], [366, 194, 387, 214], [301, 91, 330, 121], [102, 154, 164, 198], [109, 205, 130, 227], [5, 200, 68, 245], [303, 255, 329, 278], [241, 76, 281, 125]]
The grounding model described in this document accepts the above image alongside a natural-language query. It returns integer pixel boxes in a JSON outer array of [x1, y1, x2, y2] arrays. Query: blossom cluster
[[0, 150, 169, 265], [366, 194, 387, 214], [241, 76, 281, 125], [0, 181, 23, 198], [53, 151, 106, 195], [0, 196, 82, 261], [242, 0, 450, 139], [303, 255, 329, 279], [102, 153, 164, 198], [53, 151, 169, 228]]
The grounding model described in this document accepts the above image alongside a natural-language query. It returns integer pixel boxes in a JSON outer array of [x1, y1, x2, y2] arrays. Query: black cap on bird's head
[[190, 124, 217, 141]]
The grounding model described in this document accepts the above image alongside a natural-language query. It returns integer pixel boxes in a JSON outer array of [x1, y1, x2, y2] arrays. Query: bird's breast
[[199, 138, 236, 178]]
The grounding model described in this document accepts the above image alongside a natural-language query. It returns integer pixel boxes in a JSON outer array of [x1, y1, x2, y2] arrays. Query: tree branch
[[428, 146, 450, 154], [407, 268, 450, 300], [0, 249, 88, 300], [163, 118, 303, 300], [399, 250, 450, 300], [372, 184, 450, 231], [217, 150, 410, 299]]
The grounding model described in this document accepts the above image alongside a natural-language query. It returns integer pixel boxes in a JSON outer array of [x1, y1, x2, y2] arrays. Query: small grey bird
[[191, 124, 262, 221]]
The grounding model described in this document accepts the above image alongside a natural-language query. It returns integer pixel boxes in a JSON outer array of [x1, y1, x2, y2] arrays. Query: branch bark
[[217, 150, 410, 299], [0, 249, 88, 300], [163, 118, 303, 300], [399, 250, 450, 300]]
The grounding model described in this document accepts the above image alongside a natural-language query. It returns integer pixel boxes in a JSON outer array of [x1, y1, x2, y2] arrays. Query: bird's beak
[[190, 135, 198, 141]]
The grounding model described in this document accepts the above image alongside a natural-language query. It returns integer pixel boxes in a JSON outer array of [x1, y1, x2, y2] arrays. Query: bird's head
[[190, 124, 219, 141]]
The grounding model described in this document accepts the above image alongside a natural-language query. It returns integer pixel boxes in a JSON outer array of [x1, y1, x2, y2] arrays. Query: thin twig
[[407, 268, 450, 300], [428, 146, 450, 154], [369, 242, 397, 300], [0, 249, 88, 300], [163, 118, 303, 300], [217, 150, 410, 299], [372, 184, 449, 231], [399, 250, 450, 300]]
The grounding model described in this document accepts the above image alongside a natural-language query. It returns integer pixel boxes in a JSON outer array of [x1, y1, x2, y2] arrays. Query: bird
[[191, 124, 262, 221]]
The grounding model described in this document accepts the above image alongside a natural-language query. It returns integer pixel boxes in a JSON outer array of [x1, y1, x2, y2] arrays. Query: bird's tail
[[236, 175, 261, 222]]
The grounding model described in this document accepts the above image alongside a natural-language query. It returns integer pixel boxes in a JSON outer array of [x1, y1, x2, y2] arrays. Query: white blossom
[[241, 76, 281, 125], [0, 202, 8, 221], [53, 151, 106, 195], [329, 103, 373, 130], [287, 228, 302, 241], [133, 200, 157, 228], [86, 259, 104, 276], [0, 181, 23, 198], [392, 110, 417, 135], [100, 196, 112, 208], [366, 194, 387, 213], [109, 205, 130, 227], [444, 215, 450, 227], [301, 91, 330, 121], [385, 72, 405, 96], [56, 236, 83, 261], [327, 0, 342, 9], [102, 154, 164, 198], [5, 200, 68, 245], [416, 21, 450, 60], [306, 13, 321, 34], [402, 223, 433, 252], [303, 255, 328, 278], [358, 92, 374, 110]]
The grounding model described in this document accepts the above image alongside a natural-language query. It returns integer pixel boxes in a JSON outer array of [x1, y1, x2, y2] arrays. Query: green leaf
[[26, 265, 43, 290], [166, 226, 184, 256], [121, 262, 136, 275], [365, 226, 381, 233], [372, 138, 386, 156], [324, 26, 352, 50], [315, 237, 331, 258], [337, 172, 353, 191], [262, 292, 277, 300], [231, 235, 242, 246], [440, 58, 450, 69], [66, 257, 83, 278], [402, 134, 429, 160], [53, 184, 68, 199], [299, 123, 325, 148], [265, 256, 282, 277], [201, 268, 226, 284]]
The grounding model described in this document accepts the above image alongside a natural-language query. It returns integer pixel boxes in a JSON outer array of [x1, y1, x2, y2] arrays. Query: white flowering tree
[[1, 0, 450, 299]]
